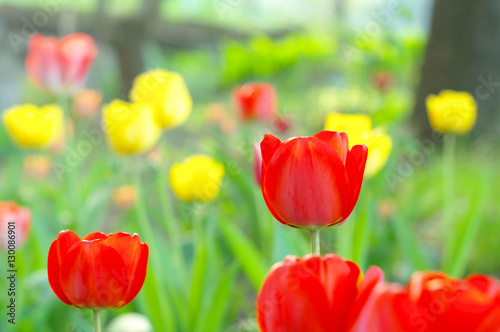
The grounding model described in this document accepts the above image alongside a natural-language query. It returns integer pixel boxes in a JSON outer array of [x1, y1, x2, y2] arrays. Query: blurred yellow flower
[[325, 113, 392, 177], [2, 104, 63, 149], [169, 155, 225, 202], [324, 113, 371, 147], [426, 90, 477, 135], [130, 69, 192, 129], [103, 100, 161, 154]]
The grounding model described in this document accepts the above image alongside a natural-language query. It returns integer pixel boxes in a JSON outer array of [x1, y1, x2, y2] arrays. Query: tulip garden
[[1, 2, 500, 332]]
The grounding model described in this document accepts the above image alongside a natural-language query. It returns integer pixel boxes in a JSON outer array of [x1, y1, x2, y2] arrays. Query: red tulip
[[0, 201, 31, 249], [26, 33, 98, 95], [233, 82, 277, 121], [395, 272, 500, 332], [256, 254, 387, 332], [260, 131, 367, 229], [47, 230, 148, 309]]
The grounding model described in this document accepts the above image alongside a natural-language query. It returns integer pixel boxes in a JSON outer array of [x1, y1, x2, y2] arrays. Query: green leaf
[[391, 213, 430, 271], [189, 240, 208, 330], [218, 219, 268, 289], [195, 263, 240, 332], [448, 171, 492, 277]]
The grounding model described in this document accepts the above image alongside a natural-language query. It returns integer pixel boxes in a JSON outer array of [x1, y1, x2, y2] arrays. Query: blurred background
[[0, 0, 499, 331]]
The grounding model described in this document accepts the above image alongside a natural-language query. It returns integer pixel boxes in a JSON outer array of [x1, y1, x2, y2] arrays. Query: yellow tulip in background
[[130, 69, 192, 129], [426, 90, 477, 135], [2, 104, 63, 149], [325, 113, 392, 177], [102, 99, 161, 154], [169, 155, 225, 202]]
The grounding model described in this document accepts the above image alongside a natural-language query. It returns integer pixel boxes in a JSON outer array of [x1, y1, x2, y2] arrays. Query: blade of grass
[[189, 240, 208, 330], [391, 213, 430, 271], [447, 171, 492, 277], [352, 200, 374, 270], [218, 218, 268, 289]]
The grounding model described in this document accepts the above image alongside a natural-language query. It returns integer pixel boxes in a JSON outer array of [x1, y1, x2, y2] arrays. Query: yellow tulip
[[129, 69, 192, 129], [169, 155, 225, 202], [324, 113, 371, 147], [103, 99, 161, 154], [362, 129, 393, 177], [324, 113, 392, 177], [426, 90, 477, 135], [2, 104, 63, 149]]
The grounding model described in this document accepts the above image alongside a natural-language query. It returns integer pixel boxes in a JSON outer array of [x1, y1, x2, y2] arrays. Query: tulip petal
[[59, 240, 129, 308], [314, 130, 349, 164], [345, 144, 368, 213], [83, 232, 108, 241], [47, 230, 81, 306], [260, 134, 282, 167], [262, 137, 351, 228], [60, 33, 97, 89], [103, 233, 148, 305], [121, 242, 149, 307], [322, 255, 362, 330], [257, 255, 333, 332]]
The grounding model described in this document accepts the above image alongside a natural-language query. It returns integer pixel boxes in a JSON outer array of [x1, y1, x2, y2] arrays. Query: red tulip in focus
[[0, 201, 31, 249], [26, 33, 98, 95], [233, 82, 277, 121], [256, 254, 387, 332], [48, 230, 148, 309], [390, 272, 500, 332], [260, 131, 367, 229]]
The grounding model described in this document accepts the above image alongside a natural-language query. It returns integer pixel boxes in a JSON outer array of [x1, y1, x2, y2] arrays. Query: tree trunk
[[412, 0, 500, 138]]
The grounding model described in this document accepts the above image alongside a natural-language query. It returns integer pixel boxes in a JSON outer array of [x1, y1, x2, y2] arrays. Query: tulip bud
[[47, 230, 149, 309], [260, 131, 367, 229]]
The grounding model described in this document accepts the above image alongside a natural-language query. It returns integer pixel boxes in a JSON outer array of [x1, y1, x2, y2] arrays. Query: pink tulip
[[0, 201, 31, 249], [26, 33, 98, 95]]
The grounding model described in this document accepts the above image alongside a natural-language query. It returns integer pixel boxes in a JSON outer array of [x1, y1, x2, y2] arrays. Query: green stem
[[442, 134, 456, 269], [310, 229, 320, 255], [93, 310, 101, 332]]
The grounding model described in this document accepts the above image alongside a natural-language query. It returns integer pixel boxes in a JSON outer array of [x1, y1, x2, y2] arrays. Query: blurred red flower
[[47, 230, 148, 309], [233, 82, 277, 121], [372, 70, 395, 93], [0, 201, 31, 249], [260, 131, 367, 229], [26, 33, 98, 95], [256, 254, 387, 332], [384, 271, 500, 332]]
